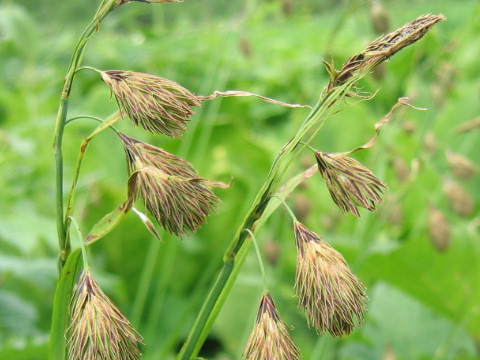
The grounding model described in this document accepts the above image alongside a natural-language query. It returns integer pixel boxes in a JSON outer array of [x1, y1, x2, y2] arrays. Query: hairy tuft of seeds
[[324, 14, 445, 92], [242, 292, 302, 360], [119, 133, 222, 235], [293, 221, 367, 337], [102, 70, 200, 138], [315, 151, 387, 217], [67, 270, 143, 360]]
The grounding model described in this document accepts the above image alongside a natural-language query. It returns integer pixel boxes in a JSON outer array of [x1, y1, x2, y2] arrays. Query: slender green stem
[[53, 0, 117, 270], [271, 195, 298, 222], [64, 112, 122, 235], [244, 229, 268, 291], [68, 216, 89, 270]]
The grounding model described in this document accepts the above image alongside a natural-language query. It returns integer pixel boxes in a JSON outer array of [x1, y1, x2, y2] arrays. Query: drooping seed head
[[102, 70, 200, 138], [324, 14, 446, 92], [293, 221, 367, 337], [428, 205, 450, 252], [120, 133, 222, 235], [315, 151, 387, 217], [443, 180, 474, 218], [446, 150, 477, 181], [67, 270, 143, 360], [242, 292, 302, 360]]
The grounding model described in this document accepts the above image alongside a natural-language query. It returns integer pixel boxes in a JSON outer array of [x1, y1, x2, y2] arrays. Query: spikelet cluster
[[67, 270, 143, 360], [242, 292, 302, 360], [120, 133, 221, 235], [324, 14, 445, 91], [293, 221, 367, 337], [315, 151, 387, 217], [102, 70, 200, 138]]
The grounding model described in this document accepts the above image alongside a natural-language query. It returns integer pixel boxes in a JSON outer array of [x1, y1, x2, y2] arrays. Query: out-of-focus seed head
[[431, 62, 456, 106], [392, 156, 410, 183], [67, 270, 143, 360], [242, 292, 302, 360], [446, 150, 478, 181], [115, 0, 180, 8], [370, 0, 390, 35], [293, 193, 312, 223], [315, 151, 387, 217], [120, 133, 222, 235], [428, 205, 450, 252], [102, 70, 200, 138], [383, 344, 397, 360], [293, 221, 367, 337], [263, 238, 281, 266], [443, 180, 474, 218], [324, 14, 445, 92], [424, 131, 437, 154]]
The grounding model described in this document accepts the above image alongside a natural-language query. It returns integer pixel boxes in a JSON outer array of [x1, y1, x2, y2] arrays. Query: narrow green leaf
[[84, 201, 131, 245], [48, 248, 83, 360]]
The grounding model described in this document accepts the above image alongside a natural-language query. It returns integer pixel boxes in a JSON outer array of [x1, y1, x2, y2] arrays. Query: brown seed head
[[446, 150, 478, 181], [102, 70, 200, 138], [293, 221, 367, 337], [242, 292, 302, 360], [325, 14, 445, 91], [67, 270, 143, 360], [120, 133, 221, 235], [370, 0, 391, 35], [315, 151, 387, 217], [443, 180, 474, 218], [428, 205, 450, 252]]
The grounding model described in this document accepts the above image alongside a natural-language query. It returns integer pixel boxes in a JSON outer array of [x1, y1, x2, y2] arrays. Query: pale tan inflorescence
[[119, 133, 222, 235], [67, 270, 143, 360], [242, 292, 302, 360], [293, 221, 367, 337], [315, 151, 387, 217], [102, 70, 200, 138]]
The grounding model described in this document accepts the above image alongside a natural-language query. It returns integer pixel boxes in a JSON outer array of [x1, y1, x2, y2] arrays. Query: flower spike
[[120, 133, 226, 235], [102, 70, 200, 138], [67, 270, 143, 360], [293, 221, 367, 336], [242, 292, 302, 360]]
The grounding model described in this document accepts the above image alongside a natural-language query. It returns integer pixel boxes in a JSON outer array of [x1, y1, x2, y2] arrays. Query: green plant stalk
[[177, 75, 362, 359], [64, 112, 121, 235], [48, 248, 83, 360], [53, 0, 116, 270]]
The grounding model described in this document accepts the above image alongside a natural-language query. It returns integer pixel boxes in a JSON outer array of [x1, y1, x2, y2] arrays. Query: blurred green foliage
[[0, 0, 479, 359]]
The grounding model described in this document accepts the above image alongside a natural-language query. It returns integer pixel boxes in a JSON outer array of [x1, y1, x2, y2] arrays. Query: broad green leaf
[[84, 201, 131, 245]]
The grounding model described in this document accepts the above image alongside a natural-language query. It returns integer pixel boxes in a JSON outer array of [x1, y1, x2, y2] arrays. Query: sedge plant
[[49, 0, 445, 359]]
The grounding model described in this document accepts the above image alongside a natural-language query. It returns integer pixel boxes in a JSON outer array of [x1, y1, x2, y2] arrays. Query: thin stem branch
[[53, 0, 117, 270], [64, 112, 122, 237], [244, 229, 268, 292]]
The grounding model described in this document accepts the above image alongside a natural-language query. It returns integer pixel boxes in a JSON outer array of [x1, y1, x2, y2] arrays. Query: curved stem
[[64, 112, 122, 238], [53, 0, 117, 270], [271, 195, 298, 222], [244, 229, 268, 292]]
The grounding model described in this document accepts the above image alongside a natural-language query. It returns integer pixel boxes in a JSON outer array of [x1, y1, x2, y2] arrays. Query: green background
[[0, 0, 479, 359]]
